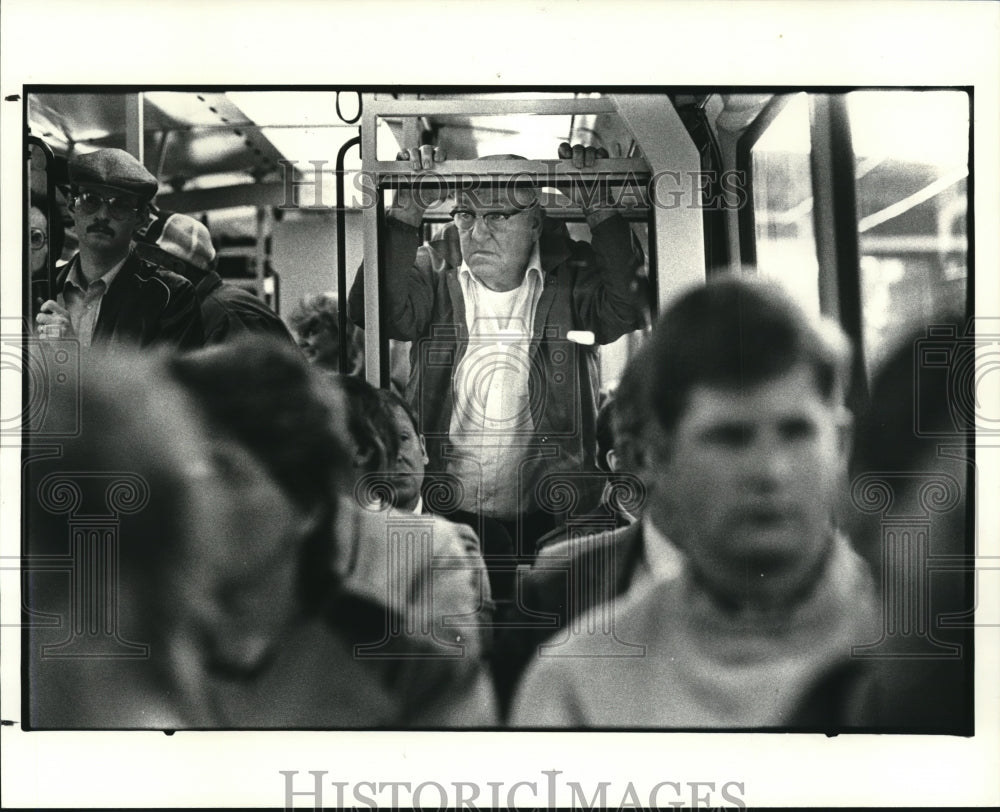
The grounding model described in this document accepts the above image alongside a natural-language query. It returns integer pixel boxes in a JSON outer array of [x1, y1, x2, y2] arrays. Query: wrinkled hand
[[558, 141, 612, 213], [391, 146, 449, 226], [35, 299, 76, 339]]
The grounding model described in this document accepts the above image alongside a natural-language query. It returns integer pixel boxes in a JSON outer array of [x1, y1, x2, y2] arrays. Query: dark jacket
[[349, 213, 646, 479], [492, 520, 646, 714], [190, 270, 294, 345], [53, 251, 203, 351]]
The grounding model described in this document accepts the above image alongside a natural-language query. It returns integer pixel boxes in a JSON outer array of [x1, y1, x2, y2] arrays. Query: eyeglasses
[[73, 190, 140, 221], [29, 228, 47, 250], [450, 201, 538, 233]]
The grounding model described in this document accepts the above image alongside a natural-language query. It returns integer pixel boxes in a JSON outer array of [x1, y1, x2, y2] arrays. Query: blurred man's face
[[453, 189, 541, 291], [389, 404, 428, 510], [648, 363, 850, 606], [71, 183, 143, 258], [182, 436, 309, 676]]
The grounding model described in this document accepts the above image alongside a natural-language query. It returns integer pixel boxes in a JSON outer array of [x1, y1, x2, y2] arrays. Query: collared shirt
[[58, 254, 127, 348], [637, 515, 684, 586], [447, 241, 544, 519]]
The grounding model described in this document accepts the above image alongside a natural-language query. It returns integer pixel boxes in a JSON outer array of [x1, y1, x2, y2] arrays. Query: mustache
[[86, 223, 115, 235]]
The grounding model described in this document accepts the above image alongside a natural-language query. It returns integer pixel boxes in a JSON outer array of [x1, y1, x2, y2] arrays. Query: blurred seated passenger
[[793, 317, 972, 732], [534, 392, 642, 554], [511, 275, 878, 728], [134, 209, 294, 346], [29, 201, 68, 322], [377, 387, 429, 514], [25, 353, 217, 728], [29, 201, 66, 276], [167, 338, 496, 726], [332, 374, 494, 662], [377, 386, 518, 603], [288, 291, 364, 374]]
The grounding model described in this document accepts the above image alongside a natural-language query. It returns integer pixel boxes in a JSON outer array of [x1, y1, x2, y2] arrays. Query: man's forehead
[[683, 365, 835, 421], [452, 185, 538, 210]]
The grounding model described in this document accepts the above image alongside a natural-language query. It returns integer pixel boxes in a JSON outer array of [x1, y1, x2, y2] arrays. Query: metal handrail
[[336, 132, 362, 374]]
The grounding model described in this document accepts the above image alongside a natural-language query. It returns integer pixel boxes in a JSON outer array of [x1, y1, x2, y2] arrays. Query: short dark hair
[[648, 275, 851, 433], [167, 337, 348, 512], [378, 387, 420, 435], [167, 337, 349, 615], [334, 374, 400, 476]]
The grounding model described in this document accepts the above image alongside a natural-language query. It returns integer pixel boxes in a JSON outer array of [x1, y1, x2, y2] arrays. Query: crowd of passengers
[[26, 147, 969, 730]]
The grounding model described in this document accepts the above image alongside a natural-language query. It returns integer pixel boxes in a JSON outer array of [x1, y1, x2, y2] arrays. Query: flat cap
[[69, 148, 158, 201]]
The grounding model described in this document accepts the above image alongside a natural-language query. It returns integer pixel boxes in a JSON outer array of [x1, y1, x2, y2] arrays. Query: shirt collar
[[67, 253, 128, 292], [411, 496, 424, 515]]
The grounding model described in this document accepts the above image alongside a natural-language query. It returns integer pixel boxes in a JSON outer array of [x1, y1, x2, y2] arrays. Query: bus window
[[748, 93, 820, 312], [848, 90, 970, 374]]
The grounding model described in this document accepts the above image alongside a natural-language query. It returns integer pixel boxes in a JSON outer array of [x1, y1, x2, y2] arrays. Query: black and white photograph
[[2, 1, 998, 809]]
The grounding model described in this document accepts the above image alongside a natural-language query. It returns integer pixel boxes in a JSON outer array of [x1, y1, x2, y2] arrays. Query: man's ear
[[645, 422, 674, 474], [605, 448, 619, 473], [418, 433, 429, 466], [529, 207, 544, 240]]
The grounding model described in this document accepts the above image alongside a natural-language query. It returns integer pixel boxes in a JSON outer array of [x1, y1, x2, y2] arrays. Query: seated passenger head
[[645, 274, 853, 608], [27, 351, 213, 720], [29, 201, 65, 275], [166, 336, 349, 677], [377, 387, 429, 512], [451, 158, 542, 291], [608, 339, 654, 476], [333, 374, 400, 501], [288, 291, 364, 374]]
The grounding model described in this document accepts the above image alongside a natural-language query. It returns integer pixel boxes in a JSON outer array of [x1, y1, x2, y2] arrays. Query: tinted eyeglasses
[[73, 190, 141, 221], [450, 200, 538, 233], [29, 228, 47, 250]]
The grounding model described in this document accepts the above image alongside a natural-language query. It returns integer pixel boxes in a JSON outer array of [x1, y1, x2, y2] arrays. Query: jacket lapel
[[92, 252, 140, 344]]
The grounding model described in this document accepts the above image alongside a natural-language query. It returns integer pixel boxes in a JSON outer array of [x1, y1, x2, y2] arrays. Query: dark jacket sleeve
[[570, 214, 647, 345], [492, 563, 569, 718], [156, 274, 204, 350], [348, 216, 437, 341]]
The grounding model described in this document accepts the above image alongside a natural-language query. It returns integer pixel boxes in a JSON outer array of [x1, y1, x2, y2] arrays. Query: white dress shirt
[[447, 241, 545, 519]]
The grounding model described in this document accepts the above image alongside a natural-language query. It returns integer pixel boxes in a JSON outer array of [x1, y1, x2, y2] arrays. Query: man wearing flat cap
[[34, 148, 203, 351]]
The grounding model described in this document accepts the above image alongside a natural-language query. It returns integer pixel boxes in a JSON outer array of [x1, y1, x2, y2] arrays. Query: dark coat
[[191, 270, 294, 345], [492, 520, 646, 714], [53, 251, 203, 350]]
